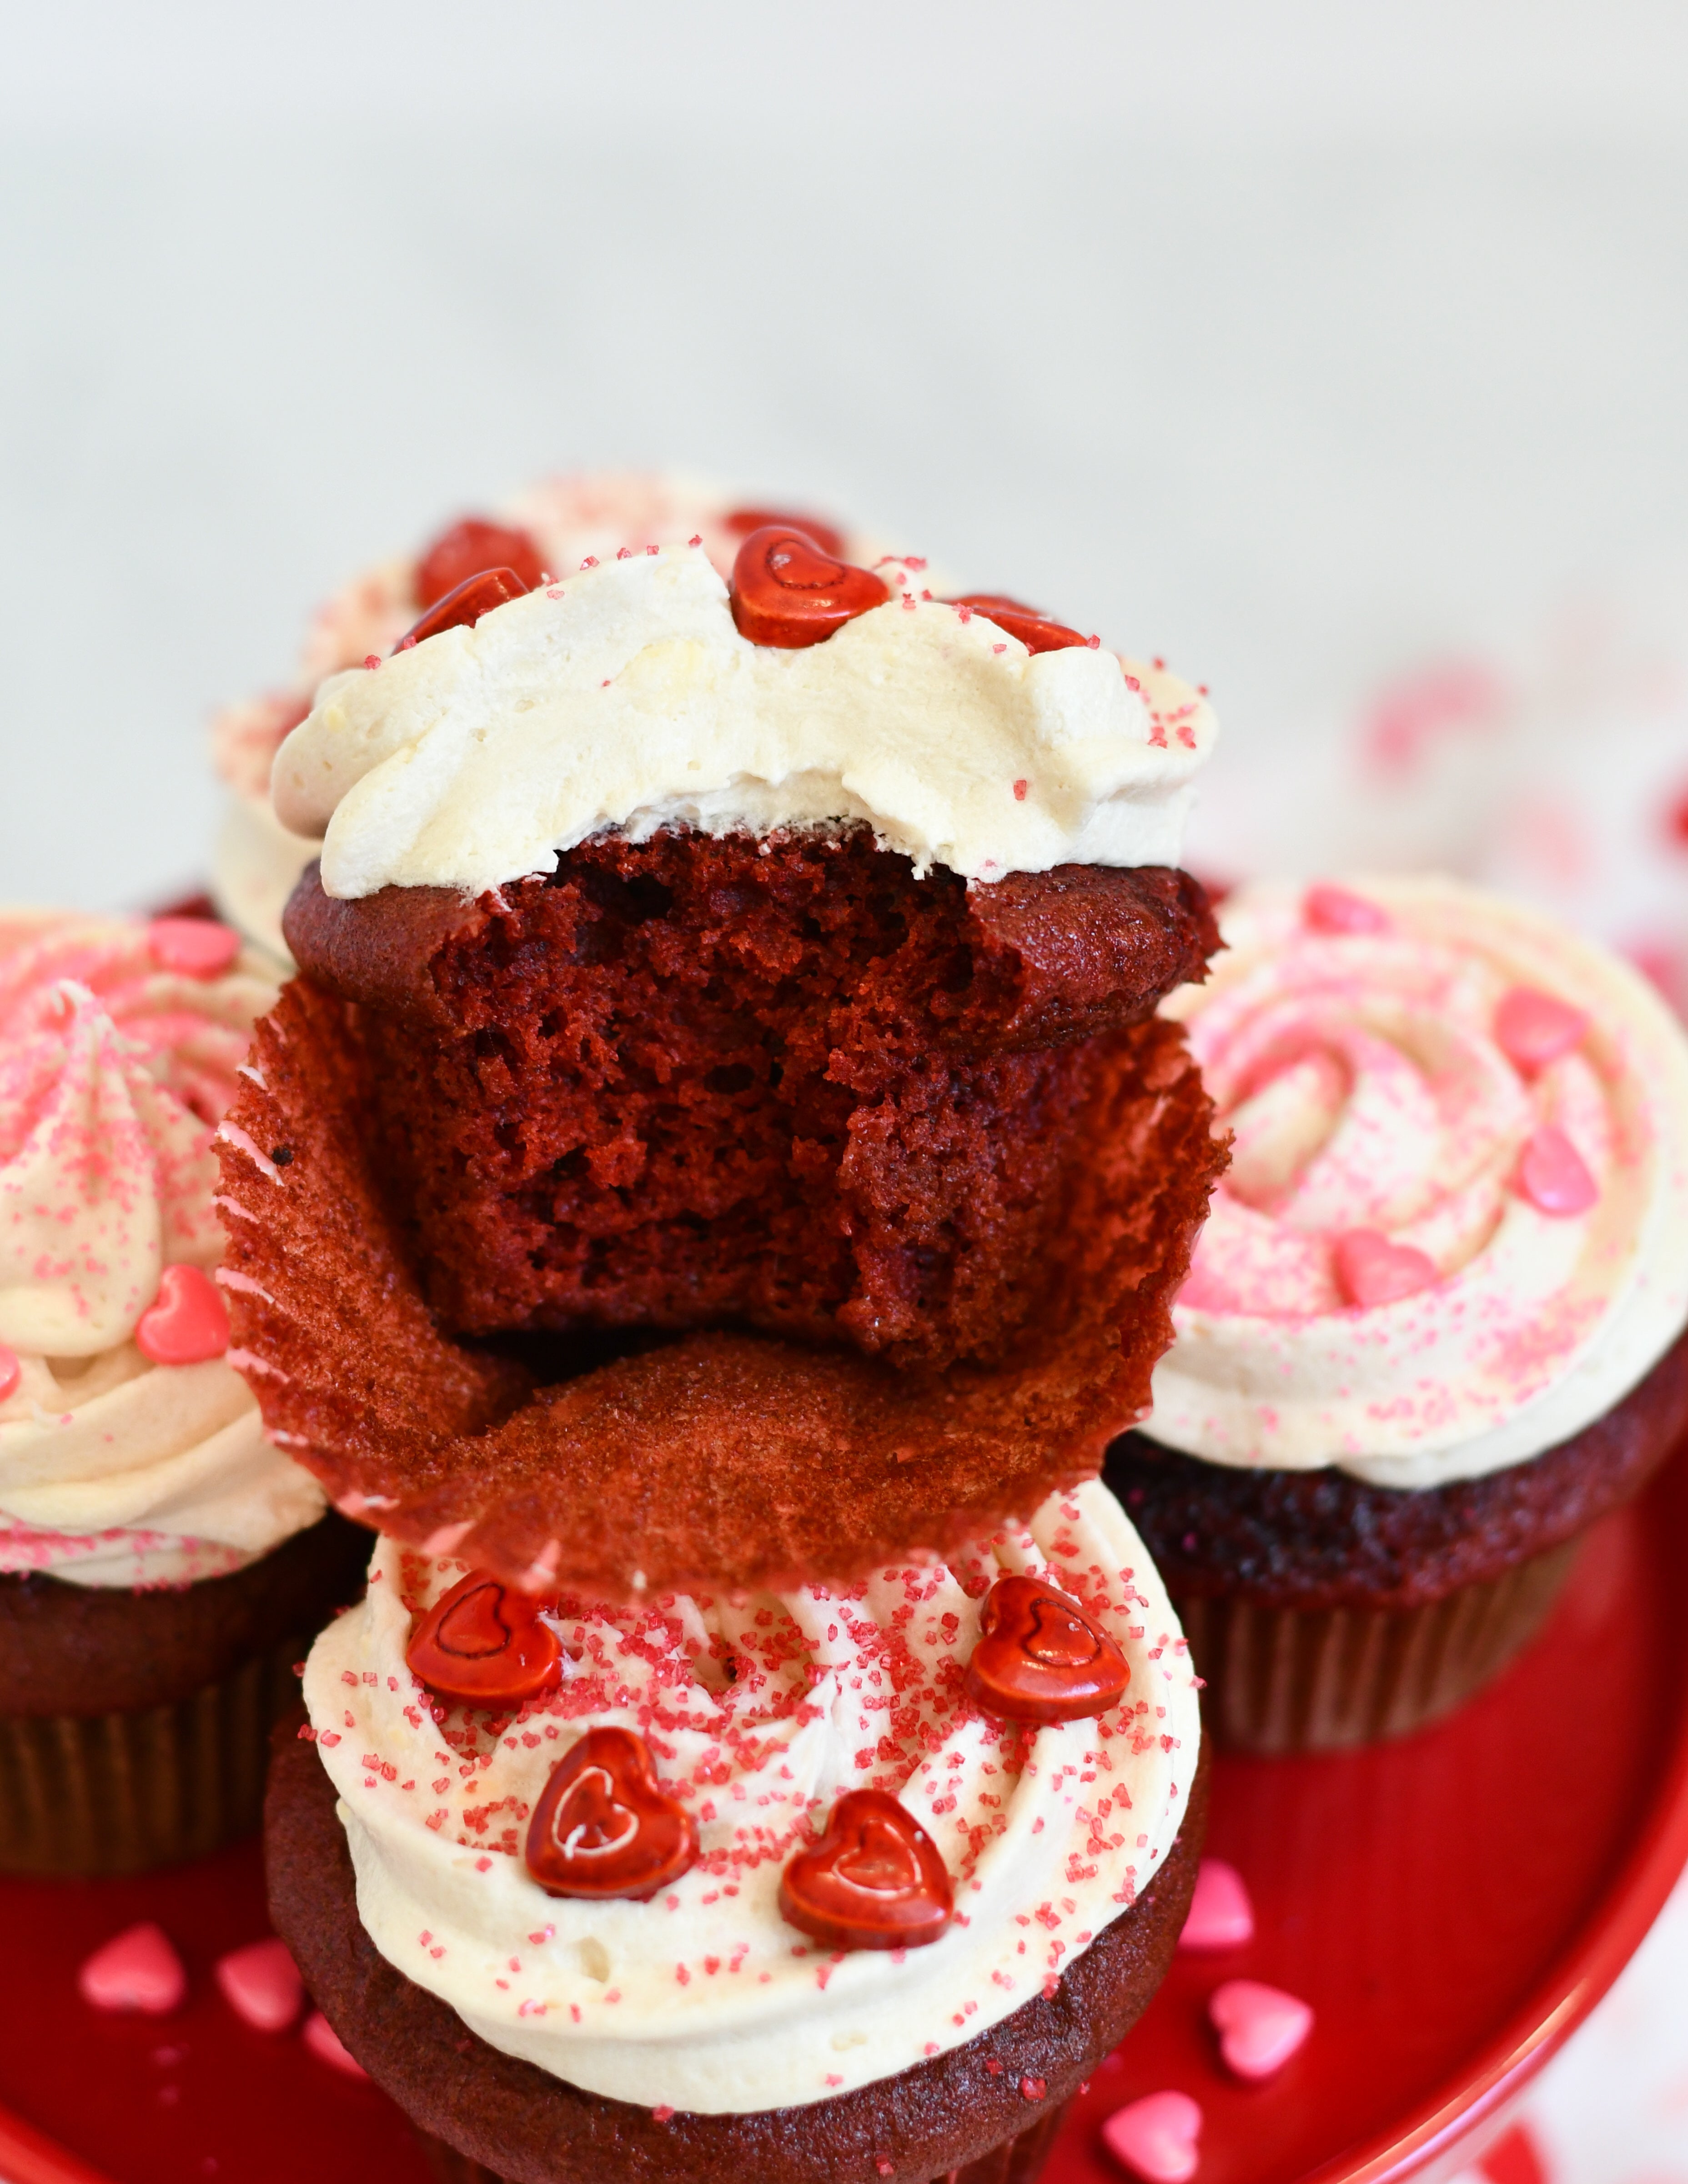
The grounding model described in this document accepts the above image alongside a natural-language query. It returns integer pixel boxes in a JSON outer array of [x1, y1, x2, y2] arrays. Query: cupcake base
[[0, 1513, 370, 1874], [266, 1726, 1208, 2184], [412, 2104, 1070, 2184], [1106, 1327, 1688, 1753]]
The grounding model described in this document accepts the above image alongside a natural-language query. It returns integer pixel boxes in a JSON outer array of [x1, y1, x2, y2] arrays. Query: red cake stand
[[2, 1443, 1686, 2184]]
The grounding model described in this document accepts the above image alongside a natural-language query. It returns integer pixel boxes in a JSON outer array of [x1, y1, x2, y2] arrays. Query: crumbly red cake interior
[[215, 979, 1224, 1599], [284, 835, 1217, 1372]]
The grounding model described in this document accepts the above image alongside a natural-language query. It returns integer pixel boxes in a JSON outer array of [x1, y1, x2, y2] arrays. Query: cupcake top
[[0, 912, 324, 1584], [272, 541, 1216, 901], [1147, 876, 1688, 1488], [305, 1479, 1197, 2114]]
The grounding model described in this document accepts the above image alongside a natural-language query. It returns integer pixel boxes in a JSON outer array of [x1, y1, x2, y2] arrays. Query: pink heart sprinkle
[[1494, 987, 1588, 1073], [136, 1264, 231, 1367], [303, 2010, 368, 2079], [79, 1923, 186, 2015], [216, 1938, 303, 2032], [0, 1344, 19, 1403], [1101, 2091, 1202, 2184], [1209, 1979, 1314, 2080], [147, 917, 241, 979], [1333, 1229, 1437, 1310], [1515, 1127, 1598, 1217], [1303, 884, 1390, 936], [1177, 1858, 1255, 1951]]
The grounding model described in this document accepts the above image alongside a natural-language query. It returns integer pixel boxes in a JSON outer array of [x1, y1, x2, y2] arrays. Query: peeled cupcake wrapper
[[215, 977, 1224, 1601]]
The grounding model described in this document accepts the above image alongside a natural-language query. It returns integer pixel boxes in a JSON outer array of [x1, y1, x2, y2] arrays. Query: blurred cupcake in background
[[208, 475, 900, 960], [1106, 874, 1688, 1750], [0, 911, 366, 1873]]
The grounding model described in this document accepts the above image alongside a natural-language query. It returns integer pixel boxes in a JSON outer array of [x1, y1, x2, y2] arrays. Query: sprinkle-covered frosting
[[272, 545, 1215, 901], [304, 1479, 1197, 2114], [1147, 876, 1688, 1487], [0, 912, 323, 1584]]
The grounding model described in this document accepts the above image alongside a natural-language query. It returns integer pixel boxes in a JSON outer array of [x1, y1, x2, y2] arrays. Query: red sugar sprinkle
[[985, 2058, 1005, 2075], [992, 643, 1006, 655], [653, 2105, 675, 2123], [362, 655, 381, 671], [1021, 2076, 1047, 2100], [1012, 779, 1028, 801], [688, 534, 703, 547]]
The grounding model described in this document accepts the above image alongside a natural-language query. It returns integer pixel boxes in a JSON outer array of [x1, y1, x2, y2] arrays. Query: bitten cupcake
[[209, 475, 885, 960], [268, 532, 1217, 1373], [267, 1478, 1204, 2184], [1106, 875, 1688, 1751], [0, 911, 367, 1872]]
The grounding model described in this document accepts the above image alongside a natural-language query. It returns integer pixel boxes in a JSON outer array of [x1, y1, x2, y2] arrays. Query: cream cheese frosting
[[272, 544, 1216, 902], [0, 913, 324, 1585], [303, 1479, 1198, 2114], [1146, 876, 1688, 1488]]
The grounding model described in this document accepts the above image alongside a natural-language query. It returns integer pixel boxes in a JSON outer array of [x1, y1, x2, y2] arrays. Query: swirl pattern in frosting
[[303, 1480, 1198, 2114], [0, 913, 324, 1584], [1147, 876, 1688, 1487]]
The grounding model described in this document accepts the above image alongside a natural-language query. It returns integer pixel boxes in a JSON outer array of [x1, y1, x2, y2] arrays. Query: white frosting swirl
[[1147, 876, 1688, 1487], [0, 914, 324, 1584], [272, 545, 1215, 900], [304, 1480, 1197, 2114]]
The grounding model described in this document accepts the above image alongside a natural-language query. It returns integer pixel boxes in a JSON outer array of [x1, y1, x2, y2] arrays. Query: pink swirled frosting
[[0, 913, 322, 1583], [1148, 877, 1688, 1487]]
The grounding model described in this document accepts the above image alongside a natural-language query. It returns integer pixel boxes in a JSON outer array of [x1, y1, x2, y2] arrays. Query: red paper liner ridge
[[216, 978, 1223, 1600]]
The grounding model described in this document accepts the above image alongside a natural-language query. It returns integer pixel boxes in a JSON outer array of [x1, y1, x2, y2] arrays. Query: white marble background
[[4, 5, 1688, 2174]]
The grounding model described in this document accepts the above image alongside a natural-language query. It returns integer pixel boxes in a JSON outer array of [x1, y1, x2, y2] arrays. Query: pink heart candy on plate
[[1210, 1978, 1314, 2080], [136, 1263, 231, 1366], [1177, 1858, 1255, 1951], [78, 1922, 186, 2014], [1101, 2090, 1202, 2182], [1333, 1229, 1437, 1310], [303, 2010, 368, 2078], [216, 1937, 304, 2032]]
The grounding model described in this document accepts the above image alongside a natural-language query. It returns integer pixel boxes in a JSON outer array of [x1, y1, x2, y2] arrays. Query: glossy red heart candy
[[729, 526, 889, 648], [948, 593, 1089, 655], [525, 1726, 699, 1900], [397, 566, 531, 651], [136, 1264, 231, 1366], [406, 1570, 562, 1708], [779, 1788, 953, 1951], [722, 505, 846, 560], [964, 1574, 1130, 1723], [415, 516, 546, 608]]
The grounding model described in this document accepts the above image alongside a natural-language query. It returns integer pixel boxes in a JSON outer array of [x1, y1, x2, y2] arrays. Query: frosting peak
[[272, 546, 1216, 900]]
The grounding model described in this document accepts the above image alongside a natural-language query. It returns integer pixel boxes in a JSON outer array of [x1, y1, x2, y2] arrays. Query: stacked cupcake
[[215, 520, 1227, 2179]]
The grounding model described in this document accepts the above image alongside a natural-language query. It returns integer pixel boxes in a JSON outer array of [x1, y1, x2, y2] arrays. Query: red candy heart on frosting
[[525, 1726, 698, 1901], [729, 526, 889, 648], [1494, 985, 1589, 1074], [1303, 883, 1391, 936], [1515, 1125, 1599, 1217], [406, 1569, 563, 1708], [136, 1264, 230, 1366], [779, 1788, 953, 1951], [415, 516, 546, 608], [398, 566, 532, 651], [1101, 2091, 1203, 2184], [948, 594, 1089, 655], [963, 1574, 1130, 1724], [147, 917, 241, 979]]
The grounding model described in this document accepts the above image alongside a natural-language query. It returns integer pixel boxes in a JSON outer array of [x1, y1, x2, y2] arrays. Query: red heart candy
[[948, 593, 1089, 655], [525, 1727, 698, 1900], [779, 1788, 953, 1951], [406, 1570, 563, 1708], [79, 1922, 186, 2015], [415, 516, 546, 608], [1176, 1858, 1255, 1952], [1494, 986, 1588, 1073], [1515, 1125, 1599, 1217], [146, 917, 241, 978], [729, 526, 889, 648], [398, 566, 531, 651], [1101, 2091, 1202, 2184], [1332, 1229, 1438, 1310], [1303, 883, 1391, 935], [215, 1938, 303, 2033], [136, 1264, 230, 1366], [723, 506, 846, 560], [963, 1574, 1130, 1724], [1209, 1978, 1314, 2080]]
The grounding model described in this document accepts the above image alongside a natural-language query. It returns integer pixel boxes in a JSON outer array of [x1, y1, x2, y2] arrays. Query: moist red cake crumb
[[283, 833, 1218, 1372], [1103, 1324, 1688, 1612], [265, 1725, 1208, 2184], [214, 980, 1224, 1599]]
